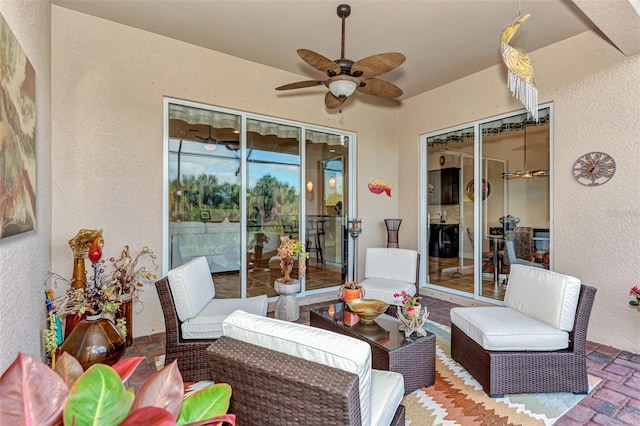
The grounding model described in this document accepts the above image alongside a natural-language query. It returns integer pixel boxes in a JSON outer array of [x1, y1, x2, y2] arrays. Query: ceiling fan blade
[[324, 91, 343, 109], [276, 80, 325, 90], [352, 53, 406, 78], [357, 78, 403, 98], [298, 49, 341, 75]]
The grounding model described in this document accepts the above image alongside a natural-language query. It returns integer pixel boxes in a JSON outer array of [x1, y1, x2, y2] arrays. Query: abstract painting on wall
[[0, 13, 36, 239]]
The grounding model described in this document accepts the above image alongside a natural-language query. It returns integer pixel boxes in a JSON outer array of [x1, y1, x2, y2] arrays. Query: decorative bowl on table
[[346, 299, 389, 322]]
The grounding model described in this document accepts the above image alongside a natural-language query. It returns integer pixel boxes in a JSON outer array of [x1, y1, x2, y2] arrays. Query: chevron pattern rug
[[402, 320, 599, 425]]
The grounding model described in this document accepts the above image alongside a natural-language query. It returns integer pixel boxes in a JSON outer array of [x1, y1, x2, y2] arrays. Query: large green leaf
[[0, 353, 68, 426], [131, 360, 183, 418], [63, 364, 134, 425], [54, 352, 84, 388], [176, 383, 231, 426], [184, 413, 236, 426]]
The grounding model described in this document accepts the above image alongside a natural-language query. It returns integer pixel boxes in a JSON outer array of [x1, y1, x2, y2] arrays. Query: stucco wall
[[51, 7, 398, 338], [399, 31, 640, 353], [0, 1, 52, 373]]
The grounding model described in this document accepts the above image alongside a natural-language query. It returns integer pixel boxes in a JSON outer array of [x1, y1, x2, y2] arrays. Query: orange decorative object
[[343, 288, 361, 303], [88, 234, 102, 262]]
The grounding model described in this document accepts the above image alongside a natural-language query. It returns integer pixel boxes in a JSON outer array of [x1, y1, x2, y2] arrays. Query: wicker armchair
[[155, 277, 214, 381], [207, 337, 406, 426], [451, 269, 597, 397], [155, 257, 267, 381]]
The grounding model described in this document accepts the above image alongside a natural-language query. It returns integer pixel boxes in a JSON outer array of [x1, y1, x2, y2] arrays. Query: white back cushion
[[504, 264, 581, 331], [167, 256, 215, 322], [223, 310, 373, 426], [365, 248, 418, 284]]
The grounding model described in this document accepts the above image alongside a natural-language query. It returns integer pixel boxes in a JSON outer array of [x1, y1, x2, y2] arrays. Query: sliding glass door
[[421, 106, 552, 302], [165, 99, 355, 300]]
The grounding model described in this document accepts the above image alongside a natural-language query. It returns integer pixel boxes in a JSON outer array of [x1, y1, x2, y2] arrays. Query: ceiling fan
[[275, 4, 406, 110], [194, 126, 240, 151]]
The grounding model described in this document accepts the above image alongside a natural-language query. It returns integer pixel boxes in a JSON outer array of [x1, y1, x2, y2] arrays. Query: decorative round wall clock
[[572, 152, 616, 186]]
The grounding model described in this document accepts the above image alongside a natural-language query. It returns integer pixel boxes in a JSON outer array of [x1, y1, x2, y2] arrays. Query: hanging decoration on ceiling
[[368, 179, 392, 197], [500, 14, 538, 121]]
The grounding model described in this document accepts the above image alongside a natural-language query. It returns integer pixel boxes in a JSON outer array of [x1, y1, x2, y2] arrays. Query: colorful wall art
[[368, 179, 392, 197], [0, 13, 36, 239]]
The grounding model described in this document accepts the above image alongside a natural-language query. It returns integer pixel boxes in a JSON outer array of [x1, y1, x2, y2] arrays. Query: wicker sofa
[[207, 311, 406, 426], [450, 264, 597, 397]]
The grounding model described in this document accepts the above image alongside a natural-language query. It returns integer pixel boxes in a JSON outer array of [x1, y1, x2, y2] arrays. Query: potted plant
[[44, 230, 158, 367], [394, 290, 423, 318], [0, 352, 235, 425], [338, 281, 365, 303], [276, 236, 309, 284]]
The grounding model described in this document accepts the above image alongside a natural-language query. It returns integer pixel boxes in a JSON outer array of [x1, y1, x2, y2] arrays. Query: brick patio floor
[[123, 297, 640, 425]]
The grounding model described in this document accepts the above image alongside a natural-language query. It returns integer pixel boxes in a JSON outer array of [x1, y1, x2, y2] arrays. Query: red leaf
[[113, 357, 144, 382], [118, 406, 176, 426], [53, 352, 84, 388], [0, 353, 68, 426], [131, 360, 183, 418]]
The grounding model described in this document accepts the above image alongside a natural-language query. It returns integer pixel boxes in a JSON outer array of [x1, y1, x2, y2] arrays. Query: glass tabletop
[[311, 302, 426, 351]]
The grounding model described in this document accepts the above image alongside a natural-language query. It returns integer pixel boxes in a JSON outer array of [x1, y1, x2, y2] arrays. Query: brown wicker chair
[[451, 284, 596, 397], [207, 336, 406, 426], [155, 277, 215, 381]]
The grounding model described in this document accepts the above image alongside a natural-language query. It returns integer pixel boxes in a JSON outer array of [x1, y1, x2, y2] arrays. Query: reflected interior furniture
[[310, 302, 436, 394], [247, 231, 280, 269], [428, 223, 459, 258], [450, 265, 597, 396], [504, 228, 543, 270], [306, 217, 326, 263], [154, 256, 268, 381], [208, 310, 406, 426], [169, 220, 240, 273], [466, 227, 498, 273], [358, 248, 420, 312]]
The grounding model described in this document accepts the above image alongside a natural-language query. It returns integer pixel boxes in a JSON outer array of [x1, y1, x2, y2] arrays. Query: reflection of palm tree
[[250, 175, 299, 222]]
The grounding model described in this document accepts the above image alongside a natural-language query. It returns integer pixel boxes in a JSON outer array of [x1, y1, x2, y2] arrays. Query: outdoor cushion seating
[[359, 248, 420, 310], [170, 220, 240, 273], [155, 256, 268, 381], [450, 264, 597, 396], [207, 310, 406, 426]]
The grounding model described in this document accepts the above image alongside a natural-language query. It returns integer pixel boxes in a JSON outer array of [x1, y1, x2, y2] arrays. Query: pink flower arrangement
[[394, 290, 421, 312], [629, 286, 640, 306]]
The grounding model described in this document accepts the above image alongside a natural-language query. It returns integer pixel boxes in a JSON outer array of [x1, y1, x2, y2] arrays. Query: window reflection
[[168, 106, 242, 296]]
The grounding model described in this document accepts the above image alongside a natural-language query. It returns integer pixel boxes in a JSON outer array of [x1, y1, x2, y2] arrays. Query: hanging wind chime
[[500, 14, 538, 121]]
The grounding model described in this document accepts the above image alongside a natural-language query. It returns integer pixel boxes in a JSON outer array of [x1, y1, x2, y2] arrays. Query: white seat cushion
[[359, 277, 416, 306], [365, 248, 418, 284], [223, 310, 373, 426], [181, 295, 268, 339], [167, 256, 214, 321], [451, 306, 569, 351], [370, 370, 404, 426], [505, 264, 581, 331]]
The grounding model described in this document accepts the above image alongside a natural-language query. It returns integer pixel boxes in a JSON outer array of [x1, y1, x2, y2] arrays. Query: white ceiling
[[52, 0, 639, 101]]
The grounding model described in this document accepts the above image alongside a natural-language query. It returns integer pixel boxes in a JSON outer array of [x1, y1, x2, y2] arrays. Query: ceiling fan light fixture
[[203, 144, 217, 151], [328, 77, 358, 98]]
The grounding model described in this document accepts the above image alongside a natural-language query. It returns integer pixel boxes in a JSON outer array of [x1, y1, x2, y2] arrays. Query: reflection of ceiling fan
[[275, 4, 405, 110], [193, 126, 239, 151]]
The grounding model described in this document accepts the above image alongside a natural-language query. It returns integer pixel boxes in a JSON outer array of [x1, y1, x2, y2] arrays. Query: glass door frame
[[419, 103, 554, 304], [162, 97, 357, 300]]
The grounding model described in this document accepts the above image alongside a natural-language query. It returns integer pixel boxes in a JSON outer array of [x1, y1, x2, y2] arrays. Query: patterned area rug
[[402, 320, 600, 425]]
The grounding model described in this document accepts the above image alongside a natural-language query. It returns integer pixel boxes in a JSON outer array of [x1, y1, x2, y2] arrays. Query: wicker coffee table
[[310, 302, 435, 394]]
